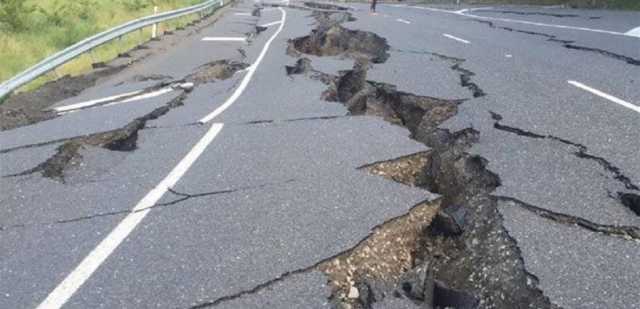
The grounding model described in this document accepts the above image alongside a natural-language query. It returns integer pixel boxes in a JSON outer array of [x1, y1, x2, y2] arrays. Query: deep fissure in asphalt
[[3, 58, 252, 181], [284, 6, 557, 309], [3, 93, 187, 182], [474, 20, 640, 66], [491, 111, 640, 217]]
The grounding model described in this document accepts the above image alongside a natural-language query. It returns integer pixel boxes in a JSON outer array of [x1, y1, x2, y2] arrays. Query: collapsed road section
[[277, 4, 639, 309]]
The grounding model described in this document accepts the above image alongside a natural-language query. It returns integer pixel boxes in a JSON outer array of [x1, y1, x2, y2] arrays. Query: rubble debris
[[186, 60, 250, 84], [287, 11, 555, 308], [288, 26, 389, 63]]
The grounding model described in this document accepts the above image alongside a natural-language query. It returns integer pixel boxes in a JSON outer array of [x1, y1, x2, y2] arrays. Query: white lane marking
[[443, 33, 470, 44], [568, 80, 640, 114], [35, 123, 224, 309], [393, 5, 633, 37], [396, 18, 411, 24], [199, 7, 287, 124], [201, 37, 247, 42], [101, 87, 175, 108], [505, 54, 513, 58], [234, 12, 251, 16], [626, 26, 640, 38], [54, 83, 192, 114], [260, 20, 282, 27], [53, 90, 144, 113], [461, 10, 627, 37]]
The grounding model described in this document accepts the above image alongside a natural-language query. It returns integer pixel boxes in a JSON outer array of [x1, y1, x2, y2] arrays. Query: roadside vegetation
[[0, 0, 203, 93]]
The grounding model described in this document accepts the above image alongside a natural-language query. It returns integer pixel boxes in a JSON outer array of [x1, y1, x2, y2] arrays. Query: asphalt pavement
[[1, 0, 639, 308]]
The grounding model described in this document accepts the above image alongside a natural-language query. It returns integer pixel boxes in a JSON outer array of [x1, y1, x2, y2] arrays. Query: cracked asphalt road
[[1, 1, 639, 308]]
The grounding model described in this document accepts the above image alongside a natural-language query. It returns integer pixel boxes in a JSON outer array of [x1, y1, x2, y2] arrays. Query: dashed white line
[[260, 20, 282, 27], [568, 80, 640, 114], [201, 37, 247, 42], [234, 12, 252, 16], [199, 7, 287, 124], [35, 122, 225, 309], [443, 33, 470, 44], [396, 18, 411, 24]]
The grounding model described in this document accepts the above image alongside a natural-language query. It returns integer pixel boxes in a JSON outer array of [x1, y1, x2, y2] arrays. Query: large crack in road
[[473, 20, 640, 66], [1, 59, 251, 182], [195, 5, 558, 309], [239, 4, 636, 308]]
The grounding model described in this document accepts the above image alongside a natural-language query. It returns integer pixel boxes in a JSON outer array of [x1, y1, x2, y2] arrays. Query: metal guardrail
[[0, 0, 224, 99]]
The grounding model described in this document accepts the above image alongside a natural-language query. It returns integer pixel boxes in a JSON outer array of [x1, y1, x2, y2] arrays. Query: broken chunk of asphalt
[[428, 204, 467, 237], [473, 20, 640, 66], [288, 23, 389, 63], [186, 60, 250, 85], [282, 11, 555, 308], [3, 93, 187, 182], [0, 66, 122, 131], [303, 1, 349, 11], [491, 111, 640, 215], [498, 196, 640, 240], [392, 49, 486, 98]]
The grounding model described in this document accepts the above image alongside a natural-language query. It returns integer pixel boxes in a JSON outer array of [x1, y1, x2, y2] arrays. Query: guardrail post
[[152, 6, 159, 39]]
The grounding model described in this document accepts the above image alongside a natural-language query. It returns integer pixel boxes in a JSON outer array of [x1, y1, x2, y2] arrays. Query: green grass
[[0, 0, 204, 93]]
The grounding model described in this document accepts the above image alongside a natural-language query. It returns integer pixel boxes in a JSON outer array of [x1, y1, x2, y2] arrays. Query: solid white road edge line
[[198, 7, 287, 124], [626, 26, 640, 38], [101, 87, 176, 109], [35, 122, 225, 309], [260, 20, 282, 27], [568, 80, 640, 114], [443, 33, 471, 44], [393, 5, 632, 37], [201, 37, 247, 42], [53, 90, 144, 113]]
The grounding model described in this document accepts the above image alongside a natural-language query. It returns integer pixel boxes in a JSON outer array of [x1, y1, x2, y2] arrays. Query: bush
[[120, 0, 153, 11], [38, 0, 96, 27], [0, 0, 36, 32]]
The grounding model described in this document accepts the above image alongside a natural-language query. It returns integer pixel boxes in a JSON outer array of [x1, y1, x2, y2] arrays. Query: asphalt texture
[[1, 0, 639, 308]]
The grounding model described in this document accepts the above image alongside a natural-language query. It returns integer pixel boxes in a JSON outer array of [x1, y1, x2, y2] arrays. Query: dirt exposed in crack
[[318, 199, 441, 306], [303, 1, 349, 11], [4, 93, 186, 182], [359, 151, 431, 188], [288, 58, 461, 132], [186, 60, 250, 85], [474, 20, 640, 66], [288, 18, 390, 63], [283, 11, 559, 309]]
